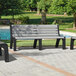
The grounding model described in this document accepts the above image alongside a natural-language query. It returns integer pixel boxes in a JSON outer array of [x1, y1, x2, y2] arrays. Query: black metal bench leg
[[33, 39, 37, 48], [70, 38, 75, 50], [0, 47, 2, 56], [55, 39, 60, 48], [62, 38, 66, 49], [39, 39, 42, 50], [3, 44, 9, 62], [13, 38, 16, 51], [10, 38, 13, 49]]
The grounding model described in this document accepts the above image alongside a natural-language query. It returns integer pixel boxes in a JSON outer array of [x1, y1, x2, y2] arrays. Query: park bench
[[70, 37, 76, 50], [0, 41, 9, 62], [10, 25, 66, 51]]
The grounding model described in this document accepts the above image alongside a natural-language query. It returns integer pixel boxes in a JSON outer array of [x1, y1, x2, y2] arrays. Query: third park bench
[[10, 25, 66, 51]]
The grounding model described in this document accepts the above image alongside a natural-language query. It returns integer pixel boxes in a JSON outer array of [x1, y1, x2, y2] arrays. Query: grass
[[1, 11, 76, 46], [2, 39, 73, 47], [1, 11, 74, 30], [61, 29, 76, 33]]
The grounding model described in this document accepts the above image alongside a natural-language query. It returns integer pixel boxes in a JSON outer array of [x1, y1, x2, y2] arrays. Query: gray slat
[[15, 36, 64, 40]]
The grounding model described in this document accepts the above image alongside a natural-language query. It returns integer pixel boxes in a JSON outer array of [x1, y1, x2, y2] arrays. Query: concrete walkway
[[60, 31, 76, 36], [0, 26, 10, 29], [0, 46, 76, 76]]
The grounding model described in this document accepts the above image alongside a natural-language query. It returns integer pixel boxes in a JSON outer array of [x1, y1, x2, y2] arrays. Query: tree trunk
[[41, 10, 46, 24], [73, 13, 76, 29], [37, 2, 40, 15], [37, 8, 40, 14]]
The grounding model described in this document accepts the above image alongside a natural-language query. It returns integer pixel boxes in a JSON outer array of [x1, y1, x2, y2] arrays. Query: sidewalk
[[0, 25, 10, 29], [60, 31, 76, 36], [0, 47, 76, 76]]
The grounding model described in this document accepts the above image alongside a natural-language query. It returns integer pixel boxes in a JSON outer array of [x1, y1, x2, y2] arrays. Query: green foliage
[[38, 0, 46, 10], [0, 22, 3, 25], [0, 0, 8, 18], [24, 0, 40, 11], [18, 16, 29, 24], [38, 0, 52, 11], [66, 0, 76, 28], [48, 0, 68, 14], [66, 0, 76, 15], [0, 0, 24, 19]]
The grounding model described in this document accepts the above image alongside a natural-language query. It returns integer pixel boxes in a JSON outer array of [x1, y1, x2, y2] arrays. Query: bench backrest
[[10, 25, 60, 38]]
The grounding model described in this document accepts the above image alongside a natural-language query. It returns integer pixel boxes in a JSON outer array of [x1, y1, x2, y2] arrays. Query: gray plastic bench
[[0, 41, 9, 62], [10, 25, 66, 51], [70, 37, 76, 50]]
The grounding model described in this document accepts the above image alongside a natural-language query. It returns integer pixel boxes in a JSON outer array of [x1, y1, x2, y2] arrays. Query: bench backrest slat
[[11, 25, 60, 38]]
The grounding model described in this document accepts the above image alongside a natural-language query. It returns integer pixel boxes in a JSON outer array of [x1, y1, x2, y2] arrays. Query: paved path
[[0, 47, 76, 76], [60, 31, 76, 36], [0, 26, 10, 29]]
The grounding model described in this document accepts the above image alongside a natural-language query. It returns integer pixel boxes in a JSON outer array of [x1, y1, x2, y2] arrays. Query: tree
[[0, 0, 24, 19], [7, 0, 24, 20], [67, 0, 76, 28], [38, 0, 52, 11], [37, 0, 52, 24], [24, 0, 40, 11], [30, 0, 38, 11], [0, 0, 8, 19], [38, 0, 46, 23], [48, 0, 67, 14]]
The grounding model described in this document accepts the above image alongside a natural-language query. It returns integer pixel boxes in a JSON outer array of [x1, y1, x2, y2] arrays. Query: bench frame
[[33, 38, 66, 50], [10, 25, 66, 51], [0, 41, 9, 62], [70, 37, 75, 50]]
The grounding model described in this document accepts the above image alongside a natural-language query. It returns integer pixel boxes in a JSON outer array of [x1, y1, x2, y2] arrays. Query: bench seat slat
[[15, 36, 64, 40]]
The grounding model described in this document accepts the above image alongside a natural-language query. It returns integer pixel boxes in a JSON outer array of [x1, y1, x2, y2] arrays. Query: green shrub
[[0, 22, 3, 25], [18, 16, 29, 24]]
